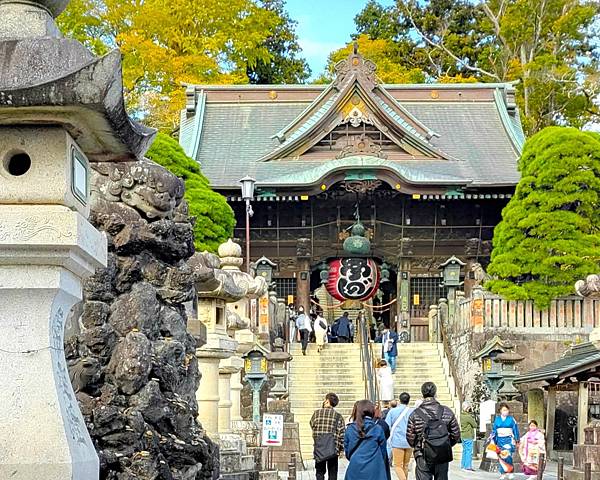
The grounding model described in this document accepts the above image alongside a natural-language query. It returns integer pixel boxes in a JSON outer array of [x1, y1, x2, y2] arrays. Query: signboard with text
[[261, 414, 284, 446]]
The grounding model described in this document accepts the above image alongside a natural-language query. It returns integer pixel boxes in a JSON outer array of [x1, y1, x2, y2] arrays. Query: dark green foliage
[[247, 0, 311, 84], [487, 127, 600, 307], [146, 133, 235, 252]]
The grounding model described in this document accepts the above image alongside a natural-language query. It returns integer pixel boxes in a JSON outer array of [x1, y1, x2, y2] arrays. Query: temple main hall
[[180, 49, 524, 341]]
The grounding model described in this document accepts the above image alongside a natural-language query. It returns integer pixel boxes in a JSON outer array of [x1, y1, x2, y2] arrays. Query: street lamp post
[[240, 176, 256, 273]]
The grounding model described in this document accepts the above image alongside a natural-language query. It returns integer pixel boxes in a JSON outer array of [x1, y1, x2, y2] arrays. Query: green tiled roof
[[514, 342, 600, 384], [183, 84, 523, 190]]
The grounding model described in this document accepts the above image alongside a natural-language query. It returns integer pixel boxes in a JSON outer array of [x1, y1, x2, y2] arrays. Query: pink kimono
[[519, 428, 546, 476]]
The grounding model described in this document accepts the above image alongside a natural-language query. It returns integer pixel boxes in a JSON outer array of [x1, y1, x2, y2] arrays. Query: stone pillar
[[527, 388, 545, 427], [218, 365, 238, 433], [579, 382, 589, 446], [0, 105, 106, 479], [428, 305, 439, 342], [231, 368, 244, 422], [196, 354, 224, 435], [195, 297, 237, 436]]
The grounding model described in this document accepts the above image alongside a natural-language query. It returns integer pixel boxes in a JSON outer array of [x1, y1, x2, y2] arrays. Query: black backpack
[[415, 405, 453, 465]]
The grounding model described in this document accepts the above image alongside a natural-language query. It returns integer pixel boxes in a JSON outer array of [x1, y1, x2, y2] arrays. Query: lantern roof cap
[[254, 256, 277, 267], [472, 335, 513, 360], [245, 341, 270, 357], [439, 255, 466, 268]]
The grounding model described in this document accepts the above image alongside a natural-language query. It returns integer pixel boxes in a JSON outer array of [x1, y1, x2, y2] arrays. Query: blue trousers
[[384, 352, 397, 372], [461, 439, 473, 470]]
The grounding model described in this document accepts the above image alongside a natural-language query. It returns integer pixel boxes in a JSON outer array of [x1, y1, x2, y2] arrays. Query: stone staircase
[[288, 343, 364, 459], [392, 342, 461, 414], [287, 342, 461, 460]]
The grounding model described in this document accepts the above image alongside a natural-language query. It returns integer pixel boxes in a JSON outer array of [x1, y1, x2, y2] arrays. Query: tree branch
[[401, 3, 502, 81]]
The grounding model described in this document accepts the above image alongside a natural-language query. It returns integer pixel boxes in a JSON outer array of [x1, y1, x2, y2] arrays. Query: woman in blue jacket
[[344, 400, 389, 480]]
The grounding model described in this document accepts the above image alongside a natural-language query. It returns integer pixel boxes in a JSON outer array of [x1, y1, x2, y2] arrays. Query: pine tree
[[146, 133, 235, 253], [247, 0, 311, 84], [487, 127, 600, 307]]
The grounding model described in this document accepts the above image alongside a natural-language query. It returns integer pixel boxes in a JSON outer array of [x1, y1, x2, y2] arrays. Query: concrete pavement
[[280, 458, 559, 479]]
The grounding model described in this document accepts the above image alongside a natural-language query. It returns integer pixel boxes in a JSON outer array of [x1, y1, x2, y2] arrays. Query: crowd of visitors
[[310, 386, 548, 480], [310, 382, 460, 480]]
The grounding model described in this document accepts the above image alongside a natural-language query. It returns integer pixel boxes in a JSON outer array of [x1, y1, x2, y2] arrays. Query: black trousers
[[300, 329, 310, 352], [415, 457, 449, 480], [337, 336, 350, 343], [315, 456, 338, 480]]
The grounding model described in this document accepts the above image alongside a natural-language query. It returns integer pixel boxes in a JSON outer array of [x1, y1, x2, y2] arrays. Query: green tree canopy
[[247, 0, 311, 84], [337, 0, 600, 135], [486, 127, 600, 307], [57, 0, 309, 131], [146, 133, 235, 253]]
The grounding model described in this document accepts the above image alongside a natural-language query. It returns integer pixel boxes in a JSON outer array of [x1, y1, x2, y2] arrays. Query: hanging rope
[[311, 297, 397, 311], [310, 298, 346, 310], [363, 298, 398, 309]]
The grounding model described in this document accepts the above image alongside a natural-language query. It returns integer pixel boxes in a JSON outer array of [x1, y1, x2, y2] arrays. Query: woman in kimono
[[519, 420, 546, 479], [344, 400, 389, 480], [492, 403, 520, 480], [377, 360, 395, 402]]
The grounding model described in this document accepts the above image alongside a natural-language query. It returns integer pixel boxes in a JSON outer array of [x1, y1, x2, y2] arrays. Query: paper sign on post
[[261, 414, 284, 447]]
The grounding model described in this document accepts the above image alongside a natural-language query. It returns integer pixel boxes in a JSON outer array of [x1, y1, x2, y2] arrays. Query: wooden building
[[180, 48, 524, 340]]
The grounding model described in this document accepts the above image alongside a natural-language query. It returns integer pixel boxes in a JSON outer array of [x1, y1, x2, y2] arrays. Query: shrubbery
[[487, 127, 600, 307], [146, 133, 235, 252]]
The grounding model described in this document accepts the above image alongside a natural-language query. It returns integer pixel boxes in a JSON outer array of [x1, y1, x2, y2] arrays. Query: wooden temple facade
[[180, 48, 525, 341]]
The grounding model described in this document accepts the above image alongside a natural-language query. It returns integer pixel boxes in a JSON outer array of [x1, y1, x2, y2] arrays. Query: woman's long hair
[[352, 399, 375, 438]]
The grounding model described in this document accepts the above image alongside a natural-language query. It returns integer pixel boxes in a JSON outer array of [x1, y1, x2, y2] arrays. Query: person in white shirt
[[295, 306, 311, 355], [377, 359, 395, 402], [314, 314, 328, 353]]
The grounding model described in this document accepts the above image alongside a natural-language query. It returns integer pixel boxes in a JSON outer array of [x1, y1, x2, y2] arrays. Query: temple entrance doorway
[[409, 276, 447, 342]]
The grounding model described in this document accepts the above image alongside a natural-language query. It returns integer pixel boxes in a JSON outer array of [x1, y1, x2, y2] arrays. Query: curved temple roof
[[180, 49, 524, 192]]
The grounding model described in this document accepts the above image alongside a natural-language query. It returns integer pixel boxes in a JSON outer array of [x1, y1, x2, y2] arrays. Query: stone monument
[[0, 0, 153, 477]]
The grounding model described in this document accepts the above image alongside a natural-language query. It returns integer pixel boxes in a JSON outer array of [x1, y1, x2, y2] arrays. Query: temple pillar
[[296, 238, 311, 310], [546, 387, 556, 457]]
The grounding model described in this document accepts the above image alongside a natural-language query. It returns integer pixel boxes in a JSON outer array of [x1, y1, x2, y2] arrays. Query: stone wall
[[65, 160, 217, 480], [445, 326, 586, 402]]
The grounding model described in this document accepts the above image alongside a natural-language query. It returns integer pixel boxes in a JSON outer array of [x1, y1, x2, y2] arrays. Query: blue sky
[[285, 0, 395, 78]]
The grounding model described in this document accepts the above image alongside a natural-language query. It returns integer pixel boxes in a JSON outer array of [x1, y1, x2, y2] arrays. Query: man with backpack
[[406, 382, 460, 480]]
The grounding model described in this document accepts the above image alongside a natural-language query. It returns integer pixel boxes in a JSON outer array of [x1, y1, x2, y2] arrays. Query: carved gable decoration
[[259, 46, 448, 162], [336, 133, 387, 159]]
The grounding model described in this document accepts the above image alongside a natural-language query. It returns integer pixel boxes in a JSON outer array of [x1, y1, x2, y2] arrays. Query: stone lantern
[[268, 338, 292, 399], [255, 256, 277, 284], [496, 351, 525, 401], [473, 335, 511, 400], [439, 256, 465, 321], [244, 344, 269, 422], [0, 0, 154, 478]]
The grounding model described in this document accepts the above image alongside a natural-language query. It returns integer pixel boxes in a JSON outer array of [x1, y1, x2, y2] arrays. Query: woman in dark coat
[[344, 400, 389, 480]]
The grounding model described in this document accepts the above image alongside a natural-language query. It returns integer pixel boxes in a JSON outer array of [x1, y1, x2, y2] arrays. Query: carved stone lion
[[471, 262, 491, 286], [91, 160, 184, 219]]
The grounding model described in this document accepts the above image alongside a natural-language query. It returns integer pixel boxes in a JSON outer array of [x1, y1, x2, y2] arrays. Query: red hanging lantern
[[326, 258, 380, 302]]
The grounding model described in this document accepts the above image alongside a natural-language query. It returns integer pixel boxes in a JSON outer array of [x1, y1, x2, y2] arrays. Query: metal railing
[[359, 314, 379, 403]]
